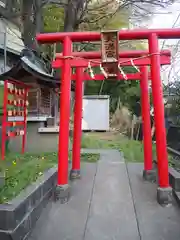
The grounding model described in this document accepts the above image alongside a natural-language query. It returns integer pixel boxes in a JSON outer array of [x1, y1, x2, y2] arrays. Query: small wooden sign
[[101, 30, 119, 78], [101, 31, 119, 78], [101, 30, 119, 62]]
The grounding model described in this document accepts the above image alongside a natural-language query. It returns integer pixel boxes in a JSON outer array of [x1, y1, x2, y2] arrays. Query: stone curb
[[0, 167, 57, 240], [153, 159, 180, 205]]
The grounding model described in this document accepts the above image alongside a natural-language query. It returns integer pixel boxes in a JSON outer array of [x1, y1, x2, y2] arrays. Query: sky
[[150, 2, 180, 45], [150, 3, 180, 28], [148, 2, 180, 84]]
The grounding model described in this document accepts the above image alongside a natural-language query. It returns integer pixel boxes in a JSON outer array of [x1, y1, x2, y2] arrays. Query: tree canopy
[[0, 0, 175, 47], [0, 0, 176, 115]]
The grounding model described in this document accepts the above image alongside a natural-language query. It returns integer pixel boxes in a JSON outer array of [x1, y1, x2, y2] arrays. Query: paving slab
[[127, 163, 180, 240], [28, 163, 97, 240], [28, 151, 180, 240], [84, 153, 140, 240]]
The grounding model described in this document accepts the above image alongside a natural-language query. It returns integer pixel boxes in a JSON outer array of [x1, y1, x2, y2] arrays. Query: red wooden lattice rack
[[1, 79, 30, 160]]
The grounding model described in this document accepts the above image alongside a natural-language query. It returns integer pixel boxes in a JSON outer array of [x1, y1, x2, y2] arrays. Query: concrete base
[[143, 169, 156, 182], [54, 184, 71, 204], [157, 187, 172, 206], [70, 169, 81, 180]]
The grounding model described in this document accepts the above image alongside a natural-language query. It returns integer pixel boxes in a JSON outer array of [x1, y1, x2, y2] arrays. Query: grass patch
[[0, 152, 58, 203], [81, 133, 149, 162], [0, 151, 100, 203], [81, 132, 168, 163], [81, 153, 100, 163]]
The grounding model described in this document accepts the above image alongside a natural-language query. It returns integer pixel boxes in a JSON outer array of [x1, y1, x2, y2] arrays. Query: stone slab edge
[[169, 167, 180, 206], [169, 167, 180, 192], [173, 190, 180, 207]]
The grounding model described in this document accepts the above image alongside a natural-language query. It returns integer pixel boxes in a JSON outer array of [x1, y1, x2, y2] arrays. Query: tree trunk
[[34, 0, 43, 33], [21, 0, 34, 48], [6, 0, 15, 14], [0, 0, 19, 20], [63, 0, 85, 32], [21, 0, 43, 50]]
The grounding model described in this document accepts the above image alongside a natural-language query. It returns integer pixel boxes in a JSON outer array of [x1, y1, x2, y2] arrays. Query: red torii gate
[[53, 50, 170, 183], [36, 29, 176, 205], [53, 51, 170, 186]]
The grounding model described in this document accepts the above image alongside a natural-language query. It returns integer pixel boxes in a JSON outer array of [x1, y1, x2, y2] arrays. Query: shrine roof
[[0, 48, 75, 90]]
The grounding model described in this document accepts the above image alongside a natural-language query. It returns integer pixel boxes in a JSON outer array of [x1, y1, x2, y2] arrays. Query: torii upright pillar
[[140, 66, 155, 181], [149, 34, 171, 205], [70, 67, 84, 179], [56, 36, 72, 202]]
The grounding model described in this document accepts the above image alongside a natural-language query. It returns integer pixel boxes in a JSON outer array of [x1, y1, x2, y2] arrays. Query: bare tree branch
[[0, 0, 176, 54]]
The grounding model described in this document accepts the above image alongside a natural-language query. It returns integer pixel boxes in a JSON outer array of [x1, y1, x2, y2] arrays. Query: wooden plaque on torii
[[101, 30, 119, 78]]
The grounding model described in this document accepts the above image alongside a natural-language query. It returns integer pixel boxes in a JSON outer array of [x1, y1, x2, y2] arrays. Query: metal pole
[[4, 26, 7, 72], [140, 66, 154, 181], [149, 33, 171, 205]]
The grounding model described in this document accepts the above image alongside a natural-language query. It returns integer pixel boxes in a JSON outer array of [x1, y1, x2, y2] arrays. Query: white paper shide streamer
[[118, 63, 127, 80], [88, 62, 95, 79], [100, 64, 108, 79], [130, 59, 140, 72]]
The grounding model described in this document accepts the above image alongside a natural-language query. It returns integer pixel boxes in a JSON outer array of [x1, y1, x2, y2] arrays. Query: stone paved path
[[29, 149, 180, 240]]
